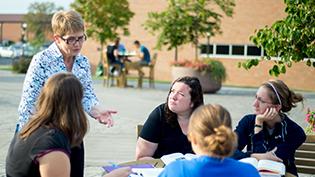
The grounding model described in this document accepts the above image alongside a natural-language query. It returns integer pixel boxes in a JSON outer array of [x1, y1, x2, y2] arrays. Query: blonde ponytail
[[204, 125, 237, 157]]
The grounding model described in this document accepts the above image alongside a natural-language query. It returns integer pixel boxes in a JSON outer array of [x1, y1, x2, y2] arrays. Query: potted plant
[[305, 109, 315, 135], [171, 59, 226, 93]]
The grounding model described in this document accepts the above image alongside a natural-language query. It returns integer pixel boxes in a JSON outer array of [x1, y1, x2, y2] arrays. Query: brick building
[[1, 0, 314, 91]]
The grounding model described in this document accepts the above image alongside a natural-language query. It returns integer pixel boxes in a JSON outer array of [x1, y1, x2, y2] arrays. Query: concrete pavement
[[0, 69, 314, 177]]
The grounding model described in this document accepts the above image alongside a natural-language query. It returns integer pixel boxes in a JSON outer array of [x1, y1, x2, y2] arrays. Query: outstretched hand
[[91, 106, 117, 127]]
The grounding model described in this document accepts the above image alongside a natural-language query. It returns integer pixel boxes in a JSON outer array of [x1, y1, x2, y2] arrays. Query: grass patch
[[0, 65, 13, 71]]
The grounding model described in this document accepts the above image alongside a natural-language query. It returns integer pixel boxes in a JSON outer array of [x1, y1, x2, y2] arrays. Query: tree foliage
[[71, 0, 134, 58], [144, 0, 234, 61], [24, 2, 63, 48], [240, 0, 315, 77]]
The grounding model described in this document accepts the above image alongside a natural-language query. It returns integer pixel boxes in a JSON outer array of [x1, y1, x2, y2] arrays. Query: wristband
[[254, 124, 263, 128]]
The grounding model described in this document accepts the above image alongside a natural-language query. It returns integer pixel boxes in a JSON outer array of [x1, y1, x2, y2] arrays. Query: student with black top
[[233, 79, 306, 177], [6, 73, 130, 177], [136, 76, 204, 160], [106, 38, 124, 75]]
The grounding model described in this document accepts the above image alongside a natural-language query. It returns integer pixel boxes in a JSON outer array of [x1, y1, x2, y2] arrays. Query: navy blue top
[[158, 155, 260, 177], [233, 114, 306, 176], [106, 45, 118, 64]]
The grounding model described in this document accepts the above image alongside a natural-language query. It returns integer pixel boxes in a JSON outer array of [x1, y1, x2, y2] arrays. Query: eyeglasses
[[60, 34, 87, 45], [255, 95, 273, 105]]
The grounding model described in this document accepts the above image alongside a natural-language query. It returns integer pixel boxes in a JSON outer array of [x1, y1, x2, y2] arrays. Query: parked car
[[0, 46, 14, 58], [1, 40, 15, 47], [8, 43, 37, 58]]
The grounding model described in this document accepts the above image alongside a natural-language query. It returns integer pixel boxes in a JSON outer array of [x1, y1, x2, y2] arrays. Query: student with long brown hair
[[158, 104, 260, 177], [17, 10, 116, 177], [6, 73, 130, 177], [233, 79, 306, 176]]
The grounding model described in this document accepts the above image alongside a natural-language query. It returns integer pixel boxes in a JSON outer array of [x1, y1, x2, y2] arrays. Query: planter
[[171, 66, 222, 93], [306, 134, 315, 142]]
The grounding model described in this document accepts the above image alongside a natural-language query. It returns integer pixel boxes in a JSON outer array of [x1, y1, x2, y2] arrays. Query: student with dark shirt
[[136, 76, 204, 160], [106, 38, 124, 75], [233, 79, 306, 177], [6, 73, 130, 177]]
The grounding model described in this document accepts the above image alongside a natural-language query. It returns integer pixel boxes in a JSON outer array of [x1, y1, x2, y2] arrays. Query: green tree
[[240, 0, 315, 76], [144, 0, 234, 61], [71, 0, 134, 60], [24, 2, 63, 48]]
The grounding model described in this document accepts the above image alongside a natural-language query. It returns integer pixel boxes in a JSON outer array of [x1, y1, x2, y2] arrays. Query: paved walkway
[[0, 69, 314, 177]]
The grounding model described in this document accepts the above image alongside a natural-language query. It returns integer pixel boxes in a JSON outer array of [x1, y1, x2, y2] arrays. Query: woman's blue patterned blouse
[[17, 43, 98, 131]]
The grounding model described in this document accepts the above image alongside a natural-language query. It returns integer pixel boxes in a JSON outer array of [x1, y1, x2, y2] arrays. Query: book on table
[[239, 157, 285, 177], [130, 168, 164, 177], [160, 152, 198, 165]]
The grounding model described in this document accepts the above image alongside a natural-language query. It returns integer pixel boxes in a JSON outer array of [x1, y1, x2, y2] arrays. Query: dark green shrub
[[12, 57, 32, 73]]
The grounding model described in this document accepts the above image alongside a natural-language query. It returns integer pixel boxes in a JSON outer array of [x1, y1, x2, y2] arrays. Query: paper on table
[[130, 168, 164, 177], [160, 152, 198, 165], [102, 163, 154, 173]]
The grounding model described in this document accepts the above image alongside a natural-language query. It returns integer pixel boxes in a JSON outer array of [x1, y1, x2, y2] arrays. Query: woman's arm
[[38, 151, 70, 177], [135, 104, 164, 160], [233, 115, 254, 159], [135, 137, 158, 160]]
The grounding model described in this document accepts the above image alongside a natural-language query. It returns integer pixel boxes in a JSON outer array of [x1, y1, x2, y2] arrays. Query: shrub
[[12, 57, 32, 73]]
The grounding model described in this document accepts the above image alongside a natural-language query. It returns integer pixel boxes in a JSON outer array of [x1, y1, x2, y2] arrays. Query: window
[[199, 43, 266, 59], [216, 45, 229, 55], [247, 45, 261, 56], [200, 44, 213, 54], [232, 45, 244, 55]]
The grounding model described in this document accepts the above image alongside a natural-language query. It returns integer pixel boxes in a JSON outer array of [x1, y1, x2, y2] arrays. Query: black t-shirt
[[6, 127, 71, 177], [106, 45, 118, 64], [140, 103, 193, 158]]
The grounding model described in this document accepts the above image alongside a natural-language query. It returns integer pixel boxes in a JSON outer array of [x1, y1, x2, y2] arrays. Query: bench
[[295, 135, 315, 175]]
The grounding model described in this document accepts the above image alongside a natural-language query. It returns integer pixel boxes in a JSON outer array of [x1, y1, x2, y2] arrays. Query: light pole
[[21, 23, 28, 57], [206, 32, 210, 58], [21, 22, 27, 43]]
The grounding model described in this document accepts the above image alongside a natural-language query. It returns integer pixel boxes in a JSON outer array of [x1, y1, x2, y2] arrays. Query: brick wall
[[2, 1, 314, 91]]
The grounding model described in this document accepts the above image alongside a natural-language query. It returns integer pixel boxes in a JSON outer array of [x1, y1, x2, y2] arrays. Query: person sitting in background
[[133, 40, 151, 66], [233, 79, 306, 177], [106, 38, 124, 76], [135, 76, 204, 160], [158, 104, 260, 177], [6, 73, 130, 177]]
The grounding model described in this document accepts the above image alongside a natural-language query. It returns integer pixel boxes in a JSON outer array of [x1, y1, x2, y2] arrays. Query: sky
[[0, 0, 74, 14]]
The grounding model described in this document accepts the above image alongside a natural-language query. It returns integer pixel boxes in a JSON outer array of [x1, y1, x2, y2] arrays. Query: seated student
[[106, 38, 124, 75], [158, 104, 260, 177], [6, 73, 131, 177], [133, 40, 151, 66], [136, 76, 204, 160], [233, 79, 306, 177]]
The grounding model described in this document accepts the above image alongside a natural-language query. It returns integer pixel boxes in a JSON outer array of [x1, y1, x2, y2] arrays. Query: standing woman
[[233, 80, 306, 177], [136, 76, 204, 160], [17, 10, 116, 177], [7, 73, 131, 177], [158, 104, 260, 177]]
